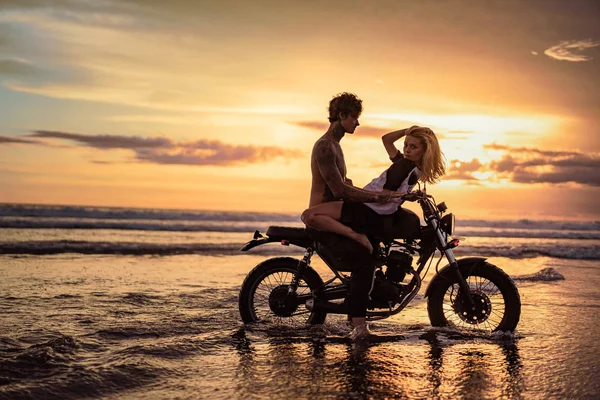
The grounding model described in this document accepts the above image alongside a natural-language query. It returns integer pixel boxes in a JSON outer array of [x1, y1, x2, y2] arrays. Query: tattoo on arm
[[315, 141, 385, 203], [315, 141, 346, 196]]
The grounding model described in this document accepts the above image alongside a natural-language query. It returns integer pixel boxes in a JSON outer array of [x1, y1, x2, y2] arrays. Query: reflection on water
[[232, 327, 524, 400], [1, 254, 599, 399], [501, 342, 524, 400]]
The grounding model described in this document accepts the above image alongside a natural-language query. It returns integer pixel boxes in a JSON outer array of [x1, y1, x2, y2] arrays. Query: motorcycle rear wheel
[[427, 262, 521, 333], [239, 257, 327, 325]]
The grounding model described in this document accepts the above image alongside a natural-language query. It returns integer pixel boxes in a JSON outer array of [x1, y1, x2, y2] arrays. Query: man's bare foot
[[349, 317, 372, 341], [352, 233, 373, 254], [349, 324, 371, 341]]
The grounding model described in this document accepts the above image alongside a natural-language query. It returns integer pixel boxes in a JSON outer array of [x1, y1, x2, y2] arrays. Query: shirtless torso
[[307, 126, 398, 208], [308, 135, 348, 207]]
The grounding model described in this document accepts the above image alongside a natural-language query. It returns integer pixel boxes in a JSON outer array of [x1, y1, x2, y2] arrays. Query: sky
[[0, 0, 599, 220]]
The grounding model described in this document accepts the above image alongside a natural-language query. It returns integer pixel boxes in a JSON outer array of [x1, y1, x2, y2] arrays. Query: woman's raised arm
[[382, 126, 417, 159]]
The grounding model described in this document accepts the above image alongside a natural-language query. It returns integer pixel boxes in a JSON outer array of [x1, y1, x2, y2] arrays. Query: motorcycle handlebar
[[401, 191, 423, 201], [401, 192, 420, 202], [402, 190, 432, 202]]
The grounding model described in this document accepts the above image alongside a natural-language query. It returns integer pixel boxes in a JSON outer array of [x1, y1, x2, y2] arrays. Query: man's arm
[[315, 140, 399, 203]]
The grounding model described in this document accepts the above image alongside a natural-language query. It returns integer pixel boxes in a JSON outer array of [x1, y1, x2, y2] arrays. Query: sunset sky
[[1, 0, 599, 220]]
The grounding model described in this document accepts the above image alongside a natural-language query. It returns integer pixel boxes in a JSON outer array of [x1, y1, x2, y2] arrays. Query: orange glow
[[0, 2, 598, 220]]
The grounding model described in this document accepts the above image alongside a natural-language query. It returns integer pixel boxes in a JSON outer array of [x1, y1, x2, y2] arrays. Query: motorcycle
[[238, 189, 521, 333]]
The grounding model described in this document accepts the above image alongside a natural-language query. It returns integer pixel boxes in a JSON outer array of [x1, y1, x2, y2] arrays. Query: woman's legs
[[301, 201, 373, 254]]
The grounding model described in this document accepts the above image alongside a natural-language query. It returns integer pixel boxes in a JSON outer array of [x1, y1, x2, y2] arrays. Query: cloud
[[0, 4, 325, 114], [292, 121, 456, 141], [447, 130, 474, 134], [8, 130, 302, 166], [511, 167, 600, 186], [544, 39, 600, 62], [293, 121, 329, 132], [441, 144, 600, 187], [446, 158, 483, 181], [483, 143, 582, 157], [31, 130, 172, 149], [292, 121, 395, 138], [0, 19, 91, 86], [0, 135, 40, 144], [487, 145, 600, 186], [489, 153, 600, 171], [0, 58, 39, 76], [134, 139, 301, 166]]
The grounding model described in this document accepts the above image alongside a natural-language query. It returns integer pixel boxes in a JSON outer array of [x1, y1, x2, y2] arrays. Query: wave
[[2, 204, 598, 231], [0, 241, 302, 256], [455, 228, 600, 240], [0, 217, 303, 232], [1, 240, 598, 260], [512, 267, 565, 281], [0, 203, 300, 223], [2, 217, 599, 240], [452, 244, 600, 260], [455, 218, 600, 231]]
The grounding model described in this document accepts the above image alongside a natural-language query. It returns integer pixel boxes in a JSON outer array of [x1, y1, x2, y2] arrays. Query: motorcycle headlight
[[440, 213, 455, 236]]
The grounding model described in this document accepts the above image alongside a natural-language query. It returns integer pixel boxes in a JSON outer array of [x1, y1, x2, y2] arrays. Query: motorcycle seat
[[266, 226, 312, 248], [266, 226, 308, 239]]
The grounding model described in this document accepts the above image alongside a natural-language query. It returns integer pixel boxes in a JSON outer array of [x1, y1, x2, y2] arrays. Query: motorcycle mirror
[[437, 202, 448, 213]]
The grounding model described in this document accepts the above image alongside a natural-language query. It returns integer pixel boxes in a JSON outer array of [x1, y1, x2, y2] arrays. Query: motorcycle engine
[[370, 270, 402, 307], [385, 250, 413, 283]]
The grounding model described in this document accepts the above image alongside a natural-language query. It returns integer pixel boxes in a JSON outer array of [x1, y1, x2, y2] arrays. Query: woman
[[301, 126, 446, 254]]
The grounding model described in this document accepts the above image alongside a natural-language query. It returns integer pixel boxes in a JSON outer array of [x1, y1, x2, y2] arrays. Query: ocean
[[1, 203, 599, 399]]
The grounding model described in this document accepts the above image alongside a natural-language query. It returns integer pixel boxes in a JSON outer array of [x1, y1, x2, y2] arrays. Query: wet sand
[[1, 253, 599, 399]]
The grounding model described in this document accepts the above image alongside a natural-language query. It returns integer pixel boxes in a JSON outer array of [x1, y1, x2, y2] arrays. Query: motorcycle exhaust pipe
[[306, 299, 348, 314]]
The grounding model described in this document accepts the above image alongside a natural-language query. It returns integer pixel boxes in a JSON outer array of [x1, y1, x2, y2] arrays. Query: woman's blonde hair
[[407, 127, 446, 184]]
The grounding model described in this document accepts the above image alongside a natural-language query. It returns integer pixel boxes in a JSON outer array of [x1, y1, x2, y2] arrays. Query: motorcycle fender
[[424, 257, 487, 298], [240, 237, 277, 251]]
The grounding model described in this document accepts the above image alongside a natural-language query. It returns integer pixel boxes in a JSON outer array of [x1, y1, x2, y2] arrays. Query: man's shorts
[[340, 202, 385, 237], [306, 227, 376, 272]]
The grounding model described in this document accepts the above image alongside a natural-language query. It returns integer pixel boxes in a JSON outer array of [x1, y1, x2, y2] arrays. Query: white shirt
[[363, 154, 421, 215]]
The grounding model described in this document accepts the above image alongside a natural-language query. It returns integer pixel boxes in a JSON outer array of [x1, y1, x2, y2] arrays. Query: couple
[[300, 92, 446, 338]]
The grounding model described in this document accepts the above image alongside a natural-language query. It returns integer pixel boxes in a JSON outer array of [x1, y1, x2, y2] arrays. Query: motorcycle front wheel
[[427, 262, 521, 333], [239, 257, 327, 325]]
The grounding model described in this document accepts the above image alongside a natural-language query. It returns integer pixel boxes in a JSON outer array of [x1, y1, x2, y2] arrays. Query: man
[[301, 92, 402, 339]]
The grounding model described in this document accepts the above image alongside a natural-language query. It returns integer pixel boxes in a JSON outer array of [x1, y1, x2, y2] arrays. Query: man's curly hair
[[328, 92, 363, 123]]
